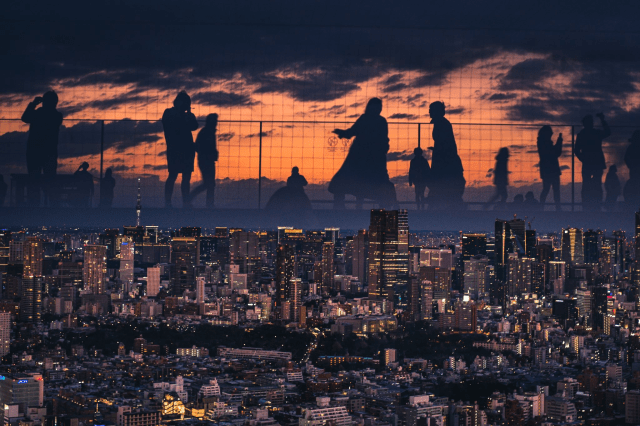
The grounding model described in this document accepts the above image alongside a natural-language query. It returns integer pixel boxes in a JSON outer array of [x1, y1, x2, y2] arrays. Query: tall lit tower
[[136, 177, 142, 227]]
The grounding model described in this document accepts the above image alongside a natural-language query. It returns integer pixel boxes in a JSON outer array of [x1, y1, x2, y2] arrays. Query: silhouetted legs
[[191, 176, 216, 208], [414, 185, 426, 210], [27, 155, 56, 206], [540, 177, 561, 207], [165, 171, 191, 208], [581, 169, 603, 207], [489, 185, 508, 204]]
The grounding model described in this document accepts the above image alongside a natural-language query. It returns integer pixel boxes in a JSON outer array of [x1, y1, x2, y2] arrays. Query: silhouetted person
[[409, 147, 431, 210], [0, 175, 6, 207], [524, 191, 539, 207], [266, 167, 312, 211], [512, 194, 524, 205], [624, 130, 640, 206], [99, 168, 116, 208], [191, 113, 218, 208], [328, 98, 397, 209], [428, 101, 465, 208], [73, 162, 94, 207], [489, 148, 509, 204], [604, 165, 621, 205], [537, 125, 563, 207], [574, 113, 610, 207], [21, 90, 63, 206], [162, 91, 198, 208]]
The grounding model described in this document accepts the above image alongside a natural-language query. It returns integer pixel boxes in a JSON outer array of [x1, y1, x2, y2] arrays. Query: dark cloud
[[497, 59, 561, 91], [144, 164, 168, 171], [388, 113, 419, 120], [447, 107, 465, 115], [190, 91, 256, 106], [485, 93, 518, 102], [387, 150, 414, 162], [245, 130, 273, 139], [218, 132, 235, 142], [85, 93, 151, 110]]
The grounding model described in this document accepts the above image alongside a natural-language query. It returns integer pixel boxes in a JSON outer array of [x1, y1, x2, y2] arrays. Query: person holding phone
[[537, 125, 563, 208], [21, 90, 63, 206]]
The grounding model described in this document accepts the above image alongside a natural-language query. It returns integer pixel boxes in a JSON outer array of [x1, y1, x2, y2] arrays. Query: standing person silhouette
[[162, 91, 198, 208], [427, 101, 465, 209], [537, 126, 563, 208], [99, 168, 116, 208], [624, 130, 640, 206], [21, 90, 63, 206], [604, 165, 621, 206], [191, 114, 218, 208], [328, 98, 396, 209], [73, 162, 94, 207], [409, 147, 431, 210], [574, 113, 610, 208], [488, 148, 509, 204]]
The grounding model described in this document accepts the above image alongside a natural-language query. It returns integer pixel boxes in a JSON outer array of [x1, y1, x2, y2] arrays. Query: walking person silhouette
[[328, 98, 396, 209], [99, 168, 116, 208], [409, 147, 430, 210], [162, 91, 198, 208], [604, 165, 621, 206], [427, 101, 465, 209], [191, 113, 218, 208], [537, 125, 563, 208], [21, 90, 63, 206], [489, 148, 509, 205], [574, 113, 610, 208]]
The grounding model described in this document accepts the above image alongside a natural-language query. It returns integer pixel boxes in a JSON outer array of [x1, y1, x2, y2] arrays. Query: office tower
[[368, 210, 409, 301], [461, 233, 487, 260], [508, 218, 526, 253], [495, 219, 512, 276], [324, 228, 340, 244], [290, 278, 302, 322], [20, 276, 42, 323], [0, 374, 44, 422], [352, 230, 368, 285], [583, 230, 601, 264], [592, 286, 611, 330], [170, 237, 199, 295], [421, 280, 433, 320], [147, 266, 160, 297], [454, 302, 477, 331], [83, 245, 107, 295], [123, 226, 146, 244], [176, 227, 202, 238], [23, 237, 43, 278], [275, 244, 295, 318], [278, 227, 304, 247], [229, 230, 260, 274], [562, 228, 584, 264], [0, 312, 10, 357], [196, 276, 205, 304], [384, 348, 396, 365], [636, 208, 640, 256], [419, 266, 451, 300], [525, 229, 536, 258], [9, 241, 23, 264], [321, 242, 335, 295], [507, 255, 532, 296], [420, 248, 453, 269], [199, 235, 216, 264], [463, 256, 489, 298], [99, 228, 120, 259], [120, 239, 134, 293], [408, 276, 421, 321]]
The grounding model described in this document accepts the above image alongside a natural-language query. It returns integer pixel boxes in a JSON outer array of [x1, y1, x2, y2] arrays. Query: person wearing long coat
[[328, 98, 396, 208]]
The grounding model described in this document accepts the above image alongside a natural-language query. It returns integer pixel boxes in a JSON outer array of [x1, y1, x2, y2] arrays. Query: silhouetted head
[[582, 115, 594, 129], [538, 125, 553, 139], [414, 147, 423, 156], [173, 91, 191, 111], [609, 165, 617, 173], [429, 102, 445, 119], [513, 194, 524, 203], [365, 98, 382, 115], [496, 147, 509, 160], [105, 168, 113, 177], [80, 162, 89, 171], [629, 130, 640, 144], [206, 113, 218, 127], [42, 90, 58, 108], [291, 166, 299, 175], [525, 191, 536, 201]]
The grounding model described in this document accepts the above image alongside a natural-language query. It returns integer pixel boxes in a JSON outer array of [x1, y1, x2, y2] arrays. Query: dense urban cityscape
[[0, 205, 639, 425]]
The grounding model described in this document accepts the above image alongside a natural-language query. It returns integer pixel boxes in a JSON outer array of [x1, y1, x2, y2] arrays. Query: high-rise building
[[461, 233, 487, 260], [420, 248, 453, 269], [321, 242, 335, 295], [120, 239, 135, 293], [0, 374, 44, 422], [147, 266, 160, 297], [99, 228, 120, 259], [20, 276, 42, 323], [0, 312, 10, 357], [324, 228, 340, 244], [83, 245, 107, 294], [508, 218, 526, 254], [463, 256, 489, 298], [352, 230, 368, 285], [525, 229, 536, 258], [562, 228, 584, 264], [196, 276, 205, 304], [420, 280, 433, 320], [123, 226, 146, 244], [275, 244, 295, 318], [368, 210, 409, 301], [583, 230, 601, 264], [290, 278, 302, 322], [23, 237, 43, 278], [170, 237, 200, 295], [420, 266, 451, 300]]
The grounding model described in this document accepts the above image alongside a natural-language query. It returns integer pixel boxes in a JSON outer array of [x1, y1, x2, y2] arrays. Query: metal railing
[[0, 118, 635, 210]]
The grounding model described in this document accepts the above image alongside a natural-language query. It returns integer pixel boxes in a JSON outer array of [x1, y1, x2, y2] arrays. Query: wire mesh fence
[[0, 118, 635, 210]]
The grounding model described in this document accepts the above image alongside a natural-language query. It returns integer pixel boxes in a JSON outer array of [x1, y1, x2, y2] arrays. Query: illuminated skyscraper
[[23, 237, 43, 278], [120, 239, 134, 293], [463, 256, 489, 298], [321, 242, 335, 295], [275, 244, 295, 319], [290, 278, 302, 322], [0, 312, 10, 357], [461, 234, 487, 260], [83, 245, 107, 294], [562, 228, 584, 264], [170, 237, 200, 295], [196, 276, 205, 304], [583, 230, 601, 264], [147, 265, 160, 297], [20, 276, 42, 323], [351, 230, 368, 285], [367, 209, 409, 301]]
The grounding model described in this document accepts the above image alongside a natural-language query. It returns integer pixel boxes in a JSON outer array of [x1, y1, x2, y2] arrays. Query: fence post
[[571, 125, 575, 211], [100, 120, 105, 208], [418, 123, 421, 148], [258, 121, 263, 209]]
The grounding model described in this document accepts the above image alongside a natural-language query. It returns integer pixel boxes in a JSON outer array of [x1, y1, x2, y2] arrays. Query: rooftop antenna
[[136, 178, 141, 227]]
